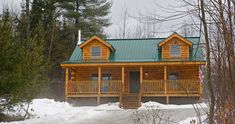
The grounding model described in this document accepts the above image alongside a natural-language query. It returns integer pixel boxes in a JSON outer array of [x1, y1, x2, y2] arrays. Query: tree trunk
[[48, 22, 55, 64], [199, 0, 215, 124], [26, 0, 30, 40], [74, 0, 79, 43], [218, 0, 234, 92]]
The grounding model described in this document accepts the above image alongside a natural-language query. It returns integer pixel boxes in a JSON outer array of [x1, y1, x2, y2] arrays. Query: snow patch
[[95, 102, 122, 111], [1, 99, 208, 124], [179, 115, 207, 124], [140, 101, 208, 110]]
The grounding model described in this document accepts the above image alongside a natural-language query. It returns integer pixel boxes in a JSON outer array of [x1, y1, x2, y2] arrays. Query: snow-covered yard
[[1, 98, 208, 124]]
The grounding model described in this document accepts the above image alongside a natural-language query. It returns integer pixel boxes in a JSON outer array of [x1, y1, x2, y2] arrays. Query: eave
[[61, 61, 206, 68]]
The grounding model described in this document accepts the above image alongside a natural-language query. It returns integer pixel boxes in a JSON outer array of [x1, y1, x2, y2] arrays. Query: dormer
[[159, 33, 192, 60], [79, 36, 114, 60]]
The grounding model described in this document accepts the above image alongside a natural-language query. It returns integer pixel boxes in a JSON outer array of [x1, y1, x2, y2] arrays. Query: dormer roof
[[159, 32, 193, 47], [79, 36, 115, 51]]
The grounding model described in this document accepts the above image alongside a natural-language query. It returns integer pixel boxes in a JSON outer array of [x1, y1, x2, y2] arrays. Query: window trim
[[170, 44, 181, 57], [91, 46, 101, 59]]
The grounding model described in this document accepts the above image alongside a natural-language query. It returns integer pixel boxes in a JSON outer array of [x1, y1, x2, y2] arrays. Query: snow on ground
[[140, 101, 208, 110], [1, 98, 208, 124], [179, 115, 208, 124]]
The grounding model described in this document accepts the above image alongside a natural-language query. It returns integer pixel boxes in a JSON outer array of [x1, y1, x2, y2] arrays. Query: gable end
[[80, 36, 114, 51], [80, 36, 114, 60]]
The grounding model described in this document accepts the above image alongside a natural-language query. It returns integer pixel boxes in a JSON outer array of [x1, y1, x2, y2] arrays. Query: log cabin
[[61, 32, 206, 109]]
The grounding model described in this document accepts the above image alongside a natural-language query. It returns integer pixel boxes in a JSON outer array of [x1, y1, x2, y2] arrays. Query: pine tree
[[0, 10, 35, 118], [15, 22, 47, 118], [0, 10, 21, 109], [58, 0, 112, 42], [0, 8, 47, 119]]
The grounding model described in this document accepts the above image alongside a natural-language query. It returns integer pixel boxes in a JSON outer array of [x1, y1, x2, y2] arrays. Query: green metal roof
[[63, 37, 205, 64]]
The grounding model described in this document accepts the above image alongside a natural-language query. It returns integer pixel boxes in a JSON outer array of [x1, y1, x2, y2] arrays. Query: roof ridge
[[80, 37, 200, 42], [105, 38, 165, 41], [105, 37, 200, 41]]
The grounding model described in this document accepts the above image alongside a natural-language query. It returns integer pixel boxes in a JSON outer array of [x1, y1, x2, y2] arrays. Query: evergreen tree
[[15, 22, 47, 118], [0, 8, 47, 119], [1, 0, 113, 110], [58, 0, 112, 42], [0, 10, 21, 110]]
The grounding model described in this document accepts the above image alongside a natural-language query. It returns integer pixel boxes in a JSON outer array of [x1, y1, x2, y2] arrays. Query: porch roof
[[62, 36, 205, 64]]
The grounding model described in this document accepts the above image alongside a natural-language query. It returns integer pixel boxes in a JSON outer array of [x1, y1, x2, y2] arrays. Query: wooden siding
[[74, 67, 121, 82], [72, 66, 199, 81], [167, 65, 199, 80], [162, 37, 190, 60], [82, 39, 111, 60], [143, 66, 164, 80]]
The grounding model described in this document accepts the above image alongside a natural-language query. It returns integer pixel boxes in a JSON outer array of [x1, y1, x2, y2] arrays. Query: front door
[[129, 71, 140, 93]]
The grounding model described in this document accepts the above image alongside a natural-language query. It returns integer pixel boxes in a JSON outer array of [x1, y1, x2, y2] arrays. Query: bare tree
[[198, 1, 215, 124], [131, 106, 175, 124], [116, 5, 131, 39], [127, 0, 235, 123]]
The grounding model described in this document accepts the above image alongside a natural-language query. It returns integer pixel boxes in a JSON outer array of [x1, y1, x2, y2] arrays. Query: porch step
[[121, 94, 141, 109]]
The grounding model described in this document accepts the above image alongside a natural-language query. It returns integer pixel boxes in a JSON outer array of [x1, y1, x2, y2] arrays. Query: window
[[91, 73, 112, 93], [102, 74, 112, 80], [168, 72, 179, 89], [91, 74, 98, 81], [170, 44, 180, 57], [91, 47, 101, 58], [169, 72, 179, 80], [101, 74, 111, 93], [91, 74, 98, 90], [91, 74, 112, 80]]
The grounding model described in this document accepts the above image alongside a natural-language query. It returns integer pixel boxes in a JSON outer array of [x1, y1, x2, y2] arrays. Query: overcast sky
[[0, 0, 197, 38]]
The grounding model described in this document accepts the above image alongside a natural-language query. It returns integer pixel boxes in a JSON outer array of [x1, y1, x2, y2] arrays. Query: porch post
[[65, 68, 69, 99], [97, 67, 101, 105], [199, 66, 203, 97], [164, 66, 167, 94], [140, 66, 143, 96], [119, 66, 125, 107], [121, 66, 125, 93]]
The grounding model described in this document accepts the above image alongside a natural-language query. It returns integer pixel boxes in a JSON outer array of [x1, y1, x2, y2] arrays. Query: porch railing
[[67, 80, 121, 95], [167, 80, 200, 94], [142, 80, 165, 94], [101, 80, 121, 94], [142, 80, 200, 95], [67, 80, 200, 96], [68, 81, 98, 95]]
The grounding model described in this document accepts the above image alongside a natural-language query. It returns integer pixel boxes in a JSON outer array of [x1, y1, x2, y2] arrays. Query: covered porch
[[63, 64, 203, 105]]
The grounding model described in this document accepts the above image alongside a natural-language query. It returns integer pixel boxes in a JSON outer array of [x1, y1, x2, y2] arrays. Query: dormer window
[[91, 46, 101, 59], [170, 44, 180, 57]]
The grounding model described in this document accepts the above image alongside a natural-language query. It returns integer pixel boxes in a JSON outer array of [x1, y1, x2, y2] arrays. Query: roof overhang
[[61, 61, 206, 68], [159, 33, 193, 47], [79, 36, 115, 51]]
